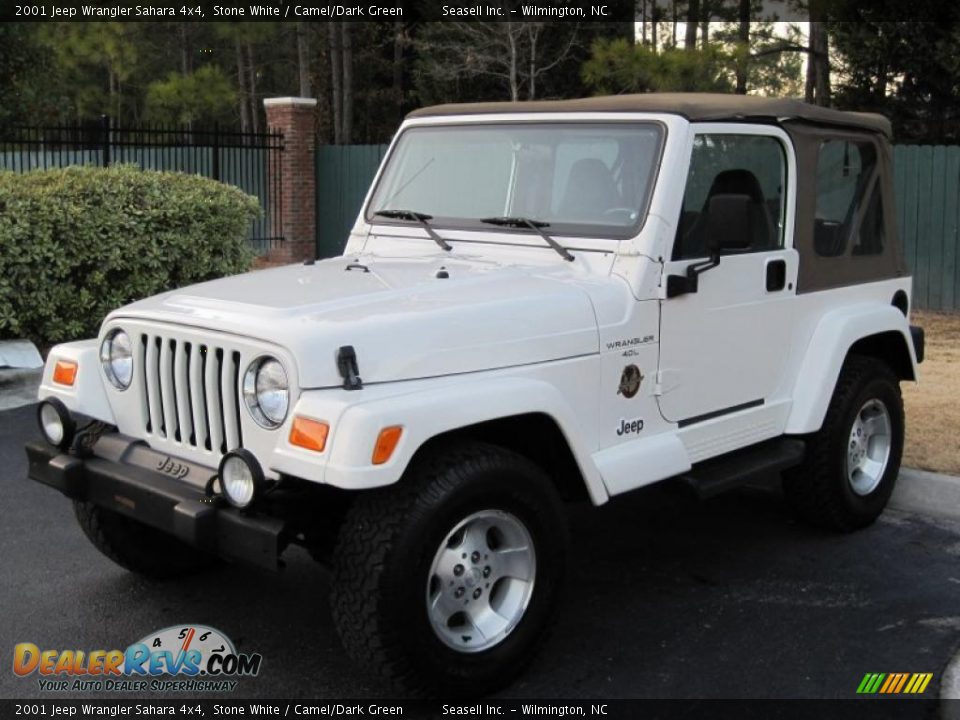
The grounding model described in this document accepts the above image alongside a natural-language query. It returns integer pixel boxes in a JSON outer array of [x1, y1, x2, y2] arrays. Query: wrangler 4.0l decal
[[605, 335, 655, 352]]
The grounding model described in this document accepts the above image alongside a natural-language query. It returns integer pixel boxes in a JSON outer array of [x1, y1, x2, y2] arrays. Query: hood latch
[[337, 345, 363, 391]]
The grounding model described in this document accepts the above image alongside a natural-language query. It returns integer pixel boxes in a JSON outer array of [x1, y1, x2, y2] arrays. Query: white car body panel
[[785, 300, 916, 434], [109, 255, 601, 389], [37, 339, 115, 424]]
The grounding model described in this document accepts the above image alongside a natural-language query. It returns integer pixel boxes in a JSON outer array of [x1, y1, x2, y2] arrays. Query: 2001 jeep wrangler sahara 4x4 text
[[27, 94, 925, 695]]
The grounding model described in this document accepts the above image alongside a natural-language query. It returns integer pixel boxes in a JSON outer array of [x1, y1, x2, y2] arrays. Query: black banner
[[3, 0, 956, 23], [0, 699, 949, 719], [0, 0, 636, 23]]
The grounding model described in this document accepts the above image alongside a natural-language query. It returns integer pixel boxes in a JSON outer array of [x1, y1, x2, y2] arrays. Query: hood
[[109, 254, 602, 388]]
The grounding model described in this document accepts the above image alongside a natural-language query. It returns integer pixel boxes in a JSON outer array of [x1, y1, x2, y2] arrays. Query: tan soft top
[[407, 93, 891, 137]]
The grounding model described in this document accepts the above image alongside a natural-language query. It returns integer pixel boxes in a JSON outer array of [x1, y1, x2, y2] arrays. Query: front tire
[[74, 501, 217, 579], [783, 356, 904, 531], [330, 441, 568, 696]]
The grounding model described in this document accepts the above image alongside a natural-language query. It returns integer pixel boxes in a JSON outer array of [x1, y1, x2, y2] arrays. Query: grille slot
[[139, 332, 243, 457]]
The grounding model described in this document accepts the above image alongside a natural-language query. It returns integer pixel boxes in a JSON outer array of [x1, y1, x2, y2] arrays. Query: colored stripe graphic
[[857, 672, 933, 694]]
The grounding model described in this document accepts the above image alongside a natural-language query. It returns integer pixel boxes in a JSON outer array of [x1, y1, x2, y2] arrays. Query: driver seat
[[676, 169, 776, 258], [560, 159, 621, 223]]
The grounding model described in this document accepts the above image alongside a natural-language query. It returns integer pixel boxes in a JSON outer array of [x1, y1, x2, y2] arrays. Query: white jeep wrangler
[[28, 94, 924, 695]]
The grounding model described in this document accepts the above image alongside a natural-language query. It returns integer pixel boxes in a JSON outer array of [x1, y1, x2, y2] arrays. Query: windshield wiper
[[480, 216, 574, 261], [373, 209, 452, 251]]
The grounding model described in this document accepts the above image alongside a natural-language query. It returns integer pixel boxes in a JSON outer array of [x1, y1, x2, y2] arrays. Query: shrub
[[0, 165, 260, 346]]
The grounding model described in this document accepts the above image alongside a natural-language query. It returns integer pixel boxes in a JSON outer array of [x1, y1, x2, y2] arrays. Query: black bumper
[[26, 440, 285, 570], [910, 325, 925, 364]]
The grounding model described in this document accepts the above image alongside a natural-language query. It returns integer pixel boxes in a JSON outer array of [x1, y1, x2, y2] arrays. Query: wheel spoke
[[430, 588, 462, 621], [496, 546, 533, 581], [862, 414, 888, 439], [462, 518, 492, 551], [860, 457, 885, 480], [465, 604, 505, 642], [434, 547, 463, 582]]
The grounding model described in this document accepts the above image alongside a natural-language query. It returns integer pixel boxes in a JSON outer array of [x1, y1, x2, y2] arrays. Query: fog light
[[218, 449, 264, 509], [37, 398, 75, 449]]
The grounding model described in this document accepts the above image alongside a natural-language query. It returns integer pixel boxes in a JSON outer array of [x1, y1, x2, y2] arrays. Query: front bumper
[[26, 437, 285, 570]]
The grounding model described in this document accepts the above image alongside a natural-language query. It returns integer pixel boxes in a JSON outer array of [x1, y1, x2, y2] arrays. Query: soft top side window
[[673, 134, 786, 260], [814, 139, 884, 257]]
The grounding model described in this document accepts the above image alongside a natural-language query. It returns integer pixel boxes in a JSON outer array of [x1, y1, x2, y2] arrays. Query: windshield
[[367, 122, 664, 238]]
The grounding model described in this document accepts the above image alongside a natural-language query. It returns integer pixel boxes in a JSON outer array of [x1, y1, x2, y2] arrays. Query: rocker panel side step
[[677, 437, 806, 499]]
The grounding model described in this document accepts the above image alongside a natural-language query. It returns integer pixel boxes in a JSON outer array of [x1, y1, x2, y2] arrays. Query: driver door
[[657, 126, 797, 425]]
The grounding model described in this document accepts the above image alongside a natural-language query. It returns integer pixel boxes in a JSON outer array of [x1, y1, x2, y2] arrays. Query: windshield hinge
[[337, 345, 363, 391], [654, 371, 664, 397]]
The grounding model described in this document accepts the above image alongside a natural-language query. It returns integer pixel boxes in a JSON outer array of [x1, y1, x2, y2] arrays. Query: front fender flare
[[323, 376, 608, 504]]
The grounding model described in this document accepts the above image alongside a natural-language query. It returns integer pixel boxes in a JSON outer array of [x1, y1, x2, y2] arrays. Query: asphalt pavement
[[2, 402, 960, 701]]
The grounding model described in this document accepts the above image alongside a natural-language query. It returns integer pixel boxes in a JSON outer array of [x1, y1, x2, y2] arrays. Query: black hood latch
[[337, 345, 363, 391]]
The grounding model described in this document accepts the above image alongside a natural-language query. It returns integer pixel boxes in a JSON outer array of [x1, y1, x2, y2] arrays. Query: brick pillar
[[261, 97, 317, 266]]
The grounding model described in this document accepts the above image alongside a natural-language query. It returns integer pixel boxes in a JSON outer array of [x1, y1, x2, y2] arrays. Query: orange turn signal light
[[372, 426, 403, 465], [289, 416, 329, 453], [52, 360, 78, 387]]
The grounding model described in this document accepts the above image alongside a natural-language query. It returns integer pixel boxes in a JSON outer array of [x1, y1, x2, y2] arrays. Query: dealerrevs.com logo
[[13, 625, 262, 692]]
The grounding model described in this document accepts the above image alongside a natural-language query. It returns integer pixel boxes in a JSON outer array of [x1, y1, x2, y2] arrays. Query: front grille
[[137, 333, 243, 456]]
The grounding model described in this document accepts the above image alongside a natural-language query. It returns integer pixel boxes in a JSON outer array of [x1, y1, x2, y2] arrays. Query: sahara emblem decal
[[616, 418, 644, 436], [617, 365, 643, 399]]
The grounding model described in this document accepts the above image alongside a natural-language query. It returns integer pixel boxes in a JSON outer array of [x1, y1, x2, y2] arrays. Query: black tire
[[330, 441, 569, 697], [73, 501, 217, 579], [783, 355, 904, 532]]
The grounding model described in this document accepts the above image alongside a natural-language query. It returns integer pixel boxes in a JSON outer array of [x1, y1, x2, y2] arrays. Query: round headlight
[[243, 356, 289, 429], [218, 449, 264, 509], [100, 329, 133, 390]]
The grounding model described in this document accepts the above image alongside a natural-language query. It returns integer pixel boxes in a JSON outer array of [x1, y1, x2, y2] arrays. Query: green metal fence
[[317, 143, 960, 311], [894, 146, 960, 312], [315, 144, 388, 260]]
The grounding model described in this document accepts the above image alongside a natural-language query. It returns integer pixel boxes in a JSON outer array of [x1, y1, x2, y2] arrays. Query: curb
[[890, 467, 960, 523], [943, 646, 960, 705]]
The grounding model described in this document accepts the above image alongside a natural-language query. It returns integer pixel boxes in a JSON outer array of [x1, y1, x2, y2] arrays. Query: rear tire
[[74, 501, 217, 579], [330, 441, 568, 696], [783, 356, 904, 532]]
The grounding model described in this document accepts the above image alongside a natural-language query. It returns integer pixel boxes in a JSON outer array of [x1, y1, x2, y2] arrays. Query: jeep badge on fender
[[27, 94, 923, 696]]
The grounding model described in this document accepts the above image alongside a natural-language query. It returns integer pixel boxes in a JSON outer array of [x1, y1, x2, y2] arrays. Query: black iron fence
[[0, 117, 284, 254]]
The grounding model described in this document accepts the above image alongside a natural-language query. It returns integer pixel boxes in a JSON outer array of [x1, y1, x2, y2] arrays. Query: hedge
[[0, 165, 260, 346]]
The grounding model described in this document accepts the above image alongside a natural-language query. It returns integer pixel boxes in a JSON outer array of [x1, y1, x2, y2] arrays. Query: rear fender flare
[[785, 304, 917, 434]]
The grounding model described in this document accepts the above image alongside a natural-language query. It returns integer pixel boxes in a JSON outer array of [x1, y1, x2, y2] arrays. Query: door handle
[[766, 259, 787, 292]]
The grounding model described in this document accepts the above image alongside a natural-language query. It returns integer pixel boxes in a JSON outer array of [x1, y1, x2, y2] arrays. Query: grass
[[902, 310, 960, 475]]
